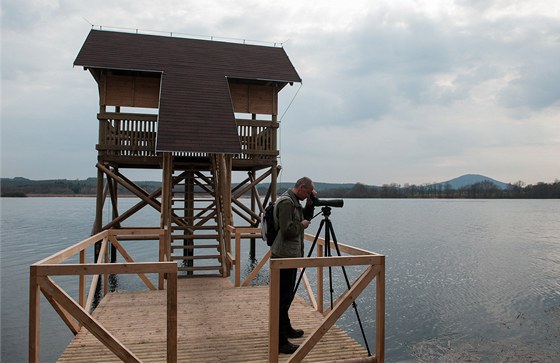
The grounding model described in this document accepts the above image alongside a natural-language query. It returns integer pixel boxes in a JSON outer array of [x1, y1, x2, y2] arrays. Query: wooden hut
[[74, 29, 301, 276]]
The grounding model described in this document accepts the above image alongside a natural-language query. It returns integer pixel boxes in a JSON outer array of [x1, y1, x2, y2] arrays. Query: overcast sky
[[2, 0, 559, 186]]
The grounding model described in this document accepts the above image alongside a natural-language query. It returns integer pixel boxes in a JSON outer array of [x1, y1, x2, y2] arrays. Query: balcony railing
[[97, 113, 158, 157], [97, 113, 279, 160]]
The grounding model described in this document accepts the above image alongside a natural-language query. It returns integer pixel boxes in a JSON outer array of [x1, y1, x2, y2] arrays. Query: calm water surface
[[1, 198, 559, 362]]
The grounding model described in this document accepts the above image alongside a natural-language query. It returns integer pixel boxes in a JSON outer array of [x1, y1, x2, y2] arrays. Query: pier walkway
[[58, 277, 369, 362], [30, 227, 384, 362]]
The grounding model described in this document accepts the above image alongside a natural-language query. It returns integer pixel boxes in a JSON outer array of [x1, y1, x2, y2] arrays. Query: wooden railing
[[96, 113, 278, 160], [226, 226, 385, 363], [225, 226, 265, 287], [97, 113, 159, 156], [235, 118, 279, 160], [29, 228, 178, 363]]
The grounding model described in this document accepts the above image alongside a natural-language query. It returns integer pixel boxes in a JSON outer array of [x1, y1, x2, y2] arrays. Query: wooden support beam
[[37, 276, 142, 362], [93, 168, 104, 235], [271, 255, 384, 270], [167, 271, 178, 363], [29, 266, 40, 363], [158, 231, 167, 289], [232, 168, 272, 200], [301, 269, 318, 311], [268, 266, 280, 363], [317, 239, 324, 313], [241, 249, 271, 287], [97, 163, 162, 212], [109, 236, 157, 290], [161, 153, 173, 258], [40, 285, 81, 335], [232, 198, 260, 221], [79, 250, 86, 308], [376, 265, 386, 363], [106, 170, 120, 228], [248, 170, 265, 213], [34, 263, 176, 276], [35, 231, 109, 265], [289, 266, 376, 362], [232, 204, 256, 225], [104, 170, 192, 230], [85, 236, 108, 313]]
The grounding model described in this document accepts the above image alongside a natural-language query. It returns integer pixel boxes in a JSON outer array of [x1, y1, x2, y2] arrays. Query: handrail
[[226, 225, 385, 363], [29, 228, 178, 363]]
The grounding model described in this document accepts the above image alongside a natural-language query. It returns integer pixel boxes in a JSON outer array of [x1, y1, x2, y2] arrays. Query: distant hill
[[435, 174, 510, 190]]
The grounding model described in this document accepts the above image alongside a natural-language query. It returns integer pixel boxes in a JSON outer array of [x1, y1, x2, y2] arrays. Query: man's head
[[292, 177, 315, 201]]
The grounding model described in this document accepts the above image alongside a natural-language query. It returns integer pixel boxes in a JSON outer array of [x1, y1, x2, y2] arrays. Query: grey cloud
[[1, 0, 41, 31], [500, 63, 560, 111], [496, 19, 560, 111], [286, 10, 461, 125]]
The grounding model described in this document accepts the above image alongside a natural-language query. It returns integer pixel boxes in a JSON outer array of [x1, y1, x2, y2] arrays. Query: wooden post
[[268, 261, 280, 363], [109, 167, 119, 263], [158, 232, 165, 289], [184, 171, 194, 272], [376, 263, 386, 363], [249, 170, 256, 259], [235, 228, 241, 287], [93, 103, 106, 238], [272, 114, 278, 163], [29, 265, 40, 363], [79, 250, 86, 308], [167, 271, 178, 363], [223, 155, 233, 273], [317, 238, 324, 314], [271, 165, 278, 201], [93, 167, 104, 262], [161, 153, 173, 264]]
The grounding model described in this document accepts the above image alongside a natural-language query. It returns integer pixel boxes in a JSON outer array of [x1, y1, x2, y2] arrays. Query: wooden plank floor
[[58, 277, 369, 362]]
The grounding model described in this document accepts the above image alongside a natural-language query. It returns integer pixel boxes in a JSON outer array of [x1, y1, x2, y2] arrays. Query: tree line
[[2, 178, 559, 198], [318, 180, 560, 199]]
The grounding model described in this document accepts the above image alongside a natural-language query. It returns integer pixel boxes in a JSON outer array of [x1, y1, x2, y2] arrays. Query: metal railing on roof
[[86, 23, 287, 48]]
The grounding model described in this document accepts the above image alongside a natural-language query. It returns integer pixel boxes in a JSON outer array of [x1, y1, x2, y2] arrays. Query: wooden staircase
[[169, 170, 225, 277]]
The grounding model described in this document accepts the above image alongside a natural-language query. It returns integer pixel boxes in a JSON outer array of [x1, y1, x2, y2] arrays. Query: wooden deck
[[58, 277, 369, 362]]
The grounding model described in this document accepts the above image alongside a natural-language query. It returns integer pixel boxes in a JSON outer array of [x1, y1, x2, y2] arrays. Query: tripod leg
[[327, 221, 372, 356], [325, 219, 335, 309]]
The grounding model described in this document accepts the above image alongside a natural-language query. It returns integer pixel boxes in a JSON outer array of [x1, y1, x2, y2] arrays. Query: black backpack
[[260, 196, 292, 246]]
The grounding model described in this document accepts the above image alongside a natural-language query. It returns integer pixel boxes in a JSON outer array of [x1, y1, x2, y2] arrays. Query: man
[[271, 177, 315, 354]]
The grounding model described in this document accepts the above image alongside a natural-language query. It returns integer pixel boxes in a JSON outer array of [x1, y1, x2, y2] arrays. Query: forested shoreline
[[318, 180, 560, 199], [2, 178, 558, 198]]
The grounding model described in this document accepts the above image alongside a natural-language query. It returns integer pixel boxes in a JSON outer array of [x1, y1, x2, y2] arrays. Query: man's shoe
[[287, 327, 304, 339], [279, 341, 299, 354]]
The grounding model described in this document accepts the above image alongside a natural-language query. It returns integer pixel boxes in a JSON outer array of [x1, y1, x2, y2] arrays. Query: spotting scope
[[310, 195, 344, 208]]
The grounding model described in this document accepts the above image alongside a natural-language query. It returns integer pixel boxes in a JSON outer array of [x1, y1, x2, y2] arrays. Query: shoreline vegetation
[[2, 177, 559, 199]]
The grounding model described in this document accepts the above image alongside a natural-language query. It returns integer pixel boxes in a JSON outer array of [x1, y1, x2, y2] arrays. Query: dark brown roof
[[74, 30, 301, 153]]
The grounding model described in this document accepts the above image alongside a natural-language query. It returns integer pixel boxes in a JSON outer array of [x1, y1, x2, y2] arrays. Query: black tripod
[[292, 206, 371, 356]]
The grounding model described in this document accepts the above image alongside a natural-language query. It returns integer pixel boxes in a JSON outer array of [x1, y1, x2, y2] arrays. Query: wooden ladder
[[169, 169, 225, 277]]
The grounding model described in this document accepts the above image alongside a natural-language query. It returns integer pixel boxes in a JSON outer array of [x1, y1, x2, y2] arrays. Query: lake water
[[1, 198, 559, 362]]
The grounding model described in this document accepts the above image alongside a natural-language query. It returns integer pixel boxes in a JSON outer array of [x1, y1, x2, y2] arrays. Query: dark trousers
[[279, 267, 297, 345]]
